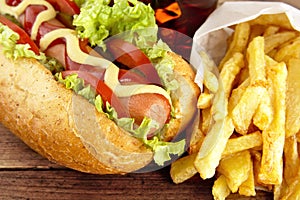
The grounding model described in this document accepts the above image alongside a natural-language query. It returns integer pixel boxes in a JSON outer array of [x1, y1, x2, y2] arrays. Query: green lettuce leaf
[[73, 0, 157, 49], [117, 116, 185, 166], [0, 22, 46, 61], [40, 57, 64, 74], [55, 73, 97, 104], [146, 136, 186, 166], [145, 40, 179, 92]]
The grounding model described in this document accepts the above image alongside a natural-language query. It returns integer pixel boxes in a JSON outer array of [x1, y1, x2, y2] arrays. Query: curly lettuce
[[73, 0, 158, 49], [0, 22, 46, 61]]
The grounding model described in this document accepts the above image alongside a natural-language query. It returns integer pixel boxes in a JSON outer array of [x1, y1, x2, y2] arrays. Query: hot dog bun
[[163, 52, 200, 141], [0, 45, 200, 174]]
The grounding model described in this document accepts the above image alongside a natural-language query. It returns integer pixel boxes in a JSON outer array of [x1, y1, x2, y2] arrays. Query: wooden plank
[[0, 168, 272, 200], [0, 123, 272, 199]]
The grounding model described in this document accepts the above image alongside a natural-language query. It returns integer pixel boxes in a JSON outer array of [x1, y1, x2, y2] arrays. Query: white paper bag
[[191, 1, 300, 89]]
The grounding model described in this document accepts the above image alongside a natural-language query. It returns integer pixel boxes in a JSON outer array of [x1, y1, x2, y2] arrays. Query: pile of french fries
[[170, 13, 300, 199]]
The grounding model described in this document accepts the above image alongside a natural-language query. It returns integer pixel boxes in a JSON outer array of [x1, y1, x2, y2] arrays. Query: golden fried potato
[[248, 13, 294, 30], [176, 12, 300, 200], [259, 61, 287, 185], [253, 88, 273, 131], [217, 150, 252, 193], [263, 25, 280, 37], [228, 78, 249, 114], [219, 22, 250, 71], [283, 135, 300, 185], [274, 36, 300, 62], [238, 161, 256, 197], [170, 154, 198, 184], [197, 91, 214, 109], [264, 31, 297, 54], [219, 52, 245, 98], [286, 59, 300, 137], [231, 85, 265, 135], [222, 131, 262, 158], [247, 36, 267, 86], [195, 117, 234, 179], [212, 175, 231, 200]]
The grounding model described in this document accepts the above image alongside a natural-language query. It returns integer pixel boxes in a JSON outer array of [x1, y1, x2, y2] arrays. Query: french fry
[[258, 61, 287, 185], [273, 181, 287, 200], [248, 13, 294, 30], [200, 51, 219, 94], [278, 172, 300, 200], [177, 13, 300, 199], [264, 31, 297, 54], [219, 52, 245, 98], [195, 117, 234, 179], [231, 85, 265, 135], [238, 161, 256, 197], [251, 55, 276, 132], [283, 135, 300, 186], [199, 50, 217, 72], [274, 36, 300, 62], [231, 36, 267, 134], [263, 25, 280, 37], [228, 78, 249, 114], [170, 154, 198, 184], [253, 85, 273, 131], [218, 22, 250, 71], [247, 36, 266, 86], [200, 106, 212, 134], [195, 45, 241, 179], [212, 175, 231, 200], [222, 131, 262, 158], [204, 69, 219, 94], [285, 59, 300, 137], [197, 91, 214, 109], [217, 150, 252, 193]]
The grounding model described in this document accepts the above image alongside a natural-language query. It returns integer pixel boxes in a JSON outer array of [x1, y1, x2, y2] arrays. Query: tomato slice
[[0, 15, 40, 55], [62, 70, 129, 118], [46, 0, 80, 15], [106, 38, 162, 85]]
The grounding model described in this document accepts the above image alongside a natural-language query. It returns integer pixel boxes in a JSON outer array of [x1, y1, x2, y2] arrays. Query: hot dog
[[0, 0, 200, 174]]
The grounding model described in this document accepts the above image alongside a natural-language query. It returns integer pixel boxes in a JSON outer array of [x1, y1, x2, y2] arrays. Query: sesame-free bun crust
[[0, 46, 200, 174]]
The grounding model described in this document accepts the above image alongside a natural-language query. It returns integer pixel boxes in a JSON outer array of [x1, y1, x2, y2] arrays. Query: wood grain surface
[[1, 0, 299, 199], [0, 123, 272, 199]]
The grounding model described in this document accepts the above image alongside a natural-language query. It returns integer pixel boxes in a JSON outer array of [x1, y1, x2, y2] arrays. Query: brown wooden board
[[0, 123, 272, 199]]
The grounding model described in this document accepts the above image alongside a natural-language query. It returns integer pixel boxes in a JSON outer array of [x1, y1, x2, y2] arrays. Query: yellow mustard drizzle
[[40, 29, 113, 69], [104, 64, 172, 104], [0, 0, 56, 40]]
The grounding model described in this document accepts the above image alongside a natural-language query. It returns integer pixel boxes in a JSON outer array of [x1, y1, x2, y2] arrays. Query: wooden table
[[1, 0, 299, 199], [0, 123, 272, 199]]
